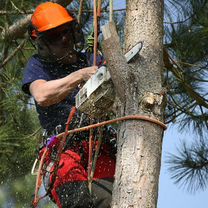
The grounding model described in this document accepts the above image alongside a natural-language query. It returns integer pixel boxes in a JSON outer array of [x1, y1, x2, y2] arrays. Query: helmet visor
[[39, 24, 73, 43]]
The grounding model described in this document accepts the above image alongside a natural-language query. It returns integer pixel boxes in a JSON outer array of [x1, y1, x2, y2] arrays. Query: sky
[[113, 1, 208, 208], [158, 126, 208, 208]]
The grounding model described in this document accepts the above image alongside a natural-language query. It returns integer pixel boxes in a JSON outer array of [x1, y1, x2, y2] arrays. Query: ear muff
[[28, 22, 39, 40], [66, 11, 85, 52], [71, 21, 85, 52], [36, 39, 50, 58]]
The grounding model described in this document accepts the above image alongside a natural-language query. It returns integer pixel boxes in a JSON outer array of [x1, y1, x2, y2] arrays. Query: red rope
[[57, 106, 77, 154], [32, 109, 166, 207]]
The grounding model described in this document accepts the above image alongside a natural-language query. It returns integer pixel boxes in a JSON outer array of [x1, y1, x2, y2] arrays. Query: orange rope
[[97, 0, 102, 17], [62, 106, 77, 140], [90, 127, 102, 180], [88, 121, 94, 193], [56, 115, 167, 139], [33, 148, 48, 207]]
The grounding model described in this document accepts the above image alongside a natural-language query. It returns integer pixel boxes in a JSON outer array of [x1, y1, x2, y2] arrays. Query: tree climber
[[22, 2, 116, 208]]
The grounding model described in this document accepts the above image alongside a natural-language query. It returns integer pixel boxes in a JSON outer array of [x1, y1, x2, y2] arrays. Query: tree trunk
[[102, 0, 165, 207]]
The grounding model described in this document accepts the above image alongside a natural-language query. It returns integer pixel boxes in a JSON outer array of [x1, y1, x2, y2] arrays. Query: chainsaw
[[75, 42, 143, 118]]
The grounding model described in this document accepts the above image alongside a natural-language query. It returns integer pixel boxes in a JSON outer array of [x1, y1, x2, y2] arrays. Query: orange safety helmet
[[31, 2, 74, 36]]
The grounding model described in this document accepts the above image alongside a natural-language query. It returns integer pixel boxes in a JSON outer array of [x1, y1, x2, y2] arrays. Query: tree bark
[[102, 0, 165, 207]]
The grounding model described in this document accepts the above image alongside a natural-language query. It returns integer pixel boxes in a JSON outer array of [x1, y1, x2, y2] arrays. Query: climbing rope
[[89, 127, 103, 184], [87, 0, 103, 193], [56, 115, 167, 139], [93, 0, 98, 66], [33, 148, 48, 207], [88, 119, 94, 193]]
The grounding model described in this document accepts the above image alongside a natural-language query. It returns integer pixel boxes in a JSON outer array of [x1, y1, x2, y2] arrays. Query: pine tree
[[164, 0, 208, 193], [1, 0, 208, 206], [0, 0, 43, 181]]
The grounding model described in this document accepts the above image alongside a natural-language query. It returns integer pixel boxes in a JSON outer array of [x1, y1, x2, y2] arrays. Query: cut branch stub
[[102, 22, 129, 102]]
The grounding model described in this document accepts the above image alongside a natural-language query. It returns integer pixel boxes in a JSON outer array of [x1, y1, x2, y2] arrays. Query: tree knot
[[140, 92, 163, 110]]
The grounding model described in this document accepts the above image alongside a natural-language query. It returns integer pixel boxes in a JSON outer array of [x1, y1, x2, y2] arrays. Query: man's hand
[[79, 66, 98, 81], [30, 66, 98, 107]]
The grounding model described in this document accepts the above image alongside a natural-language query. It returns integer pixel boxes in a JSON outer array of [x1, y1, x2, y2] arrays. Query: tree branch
[[102, 22, 129, 102], [0, 39, 27, 70], [164, 49, 208, 109], [0, 8, 126, 16]]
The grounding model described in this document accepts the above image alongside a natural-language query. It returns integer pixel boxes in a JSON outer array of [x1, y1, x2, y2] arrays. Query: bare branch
[[0, 39, 27, 70], [10, 0, 24, 14], [0, 10, 33, 15], [0, 8, 126, 16]]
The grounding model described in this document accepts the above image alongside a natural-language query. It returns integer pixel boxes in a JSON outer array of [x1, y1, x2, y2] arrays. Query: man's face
[[39, 23, 76, 63]]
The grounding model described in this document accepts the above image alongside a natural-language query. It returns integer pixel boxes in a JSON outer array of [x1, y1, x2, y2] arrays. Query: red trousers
[[48, 142, 116, 208]]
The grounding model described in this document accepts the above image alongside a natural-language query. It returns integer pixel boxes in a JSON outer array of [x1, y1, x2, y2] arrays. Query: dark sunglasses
[[40, 25, 73, 43]]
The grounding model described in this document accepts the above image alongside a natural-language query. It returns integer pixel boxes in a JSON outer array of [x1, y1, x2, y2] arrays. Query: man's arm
[[30, 66, 97, 107]]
